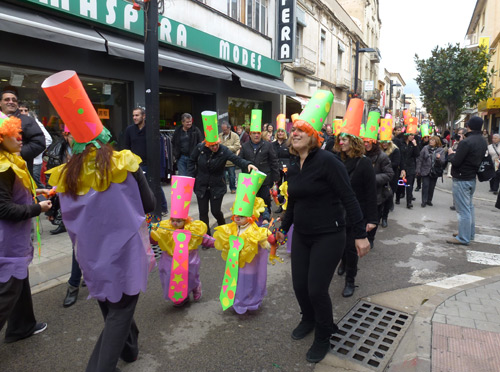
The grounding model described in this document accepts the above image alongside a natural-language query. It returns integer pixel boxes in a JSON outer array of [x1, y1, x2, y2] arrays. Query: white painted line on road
[[467, 250, 500, 266], [426, 274, 483, 289], [473, 234, 500, 246]]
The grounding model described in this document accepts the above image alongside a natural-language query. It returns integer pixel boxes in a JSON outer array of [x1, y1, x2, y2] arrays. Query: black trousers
[[405, 174, 416, 205], [367, 204, 384, 244], [341, 226, 358, 284], [291, 229, 345, 340], [0, 275, 37, 343], [257, 184, 272, 213], [489, 171, 500, 192], [197, 189, 225, 234], [421, 176, 438, 204], [86, 294, 140, 372]]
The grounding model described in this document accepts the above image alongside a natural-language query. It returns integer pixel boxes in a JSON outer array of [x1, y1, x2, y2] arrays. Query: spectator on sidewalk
[[446, 117, 488, 245], [218, 121, 241, 194], [172, 113, 203, 176], [416, 136, 446, 208], [487, 133, 500, 195], [236, 124, 250, 144]]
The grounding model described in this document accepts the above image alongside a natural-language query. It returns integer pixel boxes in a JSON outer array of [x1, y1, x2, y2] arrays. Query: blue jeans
[[224, 166, 236, 191], [177, 155, 190, 176], [452, 178, 476, 244]]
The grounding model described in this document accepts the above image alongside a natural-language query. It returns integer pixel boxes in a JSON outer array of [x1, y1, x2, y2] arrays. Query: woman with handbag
[[487, 133, 500, 194], [416, 136, 446, 207]]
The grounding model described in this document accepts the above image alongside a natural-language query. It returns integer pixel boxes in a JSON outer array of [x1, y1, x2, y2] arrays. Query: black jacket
[[365, 148, 395, 205], [188, 143, 250, 199], [343, 156, 379, 225], [13, 111, 46, 175], [451, 131, 488, 180], [399, 139, 420, 175], [0, 167, 42, 221], [239, 140, 280, 186], [171, 125, 203, 160], [272, 140, 290, 169], [280, 149, 366, 238]]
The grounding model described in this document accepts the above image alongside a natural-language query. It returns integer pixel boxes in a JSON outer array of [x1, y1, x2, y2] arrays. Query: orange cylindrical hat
[[333, 119, 343, 136], [406, 117, 418, 134], [339, 98, 364, 137], [291, 113, 299, 123], [276, 114, 286, 131], [42, 70, 103, 143], [403, 110, 410, 119], [379, 119, 393, 141]]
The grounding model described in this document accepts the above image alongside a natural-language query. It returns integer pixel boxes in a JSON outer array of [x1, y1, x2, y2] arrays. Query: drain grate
[[330, 300, 411, 371]]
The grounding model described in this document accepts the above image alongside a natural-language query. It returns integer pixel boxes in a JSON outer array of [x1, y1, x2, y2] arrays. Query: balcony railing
[[292, 57, 316, 75]]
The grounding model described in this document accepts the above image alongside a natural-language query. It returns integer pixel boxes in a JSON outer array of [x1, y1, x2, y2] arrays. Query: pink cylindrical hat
[[170, 176, 195, 219]]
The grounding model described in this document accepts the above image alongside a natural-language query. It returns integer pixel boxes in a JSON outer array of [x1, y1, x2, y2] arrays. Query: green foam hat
[[359, 124, 366, 139], [250, 109, 262, 132], [363, 111, 380, 141], [201, 111, 219, 144], [250, 169, 267, 191], [421, 123, 430, 137], [298, 90, 334, 131], [233, 172, 266, 217]]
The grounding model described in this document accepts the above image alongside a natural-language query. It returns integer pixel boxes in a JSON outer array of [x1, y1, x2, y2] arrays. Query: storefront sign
[[277, 0, 296, 62], [21, 0, 281, 77], [98, 108, 109, 119]]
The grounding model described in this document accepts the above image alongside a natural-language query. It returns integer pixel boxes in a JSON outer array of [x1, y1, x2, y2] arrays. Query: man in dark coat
[[1, 91, 45, 175], [239, 130, 280, 214], [398, 132, 420, 208], [446, 117, 488, 245], [172, 113, 203, 176]]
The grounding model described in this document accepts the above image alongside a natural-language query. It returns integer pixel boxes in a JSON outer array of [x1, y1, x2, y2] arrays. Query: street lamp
[[389, 80, 401, 112], [353, 41, 380, 96]]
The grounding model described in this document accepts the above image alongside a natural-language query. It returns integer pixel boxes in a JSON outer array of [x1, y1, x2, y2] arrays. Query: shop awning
[[99, 31, 233, 81], [0, 2, 106, 52], [227, 67, 296, 96], [289, 95, 310, 108]]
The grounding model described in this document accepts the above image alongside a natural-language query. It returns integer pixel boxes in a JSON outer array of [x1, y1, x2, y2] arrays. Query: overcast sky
[[379, 0, 477, 97]]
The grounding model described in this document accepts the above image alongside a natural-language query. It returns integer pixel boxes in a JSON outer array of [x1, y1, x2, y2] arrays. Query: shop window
[[0, 64, 129, 146], [228, 97, 264, 128]]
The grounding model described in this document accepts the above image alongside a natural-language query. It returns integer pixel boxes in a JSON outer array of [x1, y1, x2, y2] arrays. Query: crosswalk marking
[[473, 234, 500, 246], [467, 250, 500, 266], [426, 274, 484, 289]]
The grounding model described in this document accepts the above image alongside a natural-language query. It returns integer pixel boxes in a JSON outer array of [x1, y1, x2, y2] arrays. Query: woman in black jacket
[[381, 141, 401, 227], [187, 142, 257, 234], [398, 133, 420, 208], [334, 135, 378, 298], [416, 136, 446, 207]]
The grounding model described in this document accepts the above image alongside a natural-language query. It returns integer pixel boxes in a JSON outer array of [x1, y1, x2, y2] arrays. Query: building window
[[320, 30, 326, 62], [254, 0, 267, 34], [295, 25, 303, 61], [337, 49, 343, 71], [228, 0, 239, 21]]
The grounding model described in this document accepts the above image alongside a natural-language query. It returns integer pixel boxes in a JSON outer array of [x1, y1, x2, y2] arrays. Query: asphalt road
[[1, 180, 498, 372]]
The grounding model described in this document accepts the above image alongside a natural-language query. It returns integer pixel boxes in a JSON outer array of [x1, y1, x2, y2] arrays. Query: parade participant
[[172, 113, 203, 176], [43, 70, 156, 372], [416, 136, 446, 207], [334, 103, 378, 297], [414, 124, 430, 192], [276, 92, 370, 364], [379, 119, 401, 228], [272, 114, 290, 213], [399, 118, 419, 209], [187, 111, 257, 235], [0, 113, 52, 343], [446, 117, 488, 245], [362, 110, 394, 248], [239, 109, 280, 217], [214, 172, 270, 314], [150, 175, 213, 307]]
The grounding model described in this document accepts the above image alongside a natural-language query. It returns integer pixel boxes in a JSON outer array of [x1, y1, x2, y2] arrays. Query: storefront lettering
[[277, 0, 295, 62], [159, 18, 187, 47], [219, 41, 262, 70], [39, 0, 70, 10], [105, 0, 116, 24]]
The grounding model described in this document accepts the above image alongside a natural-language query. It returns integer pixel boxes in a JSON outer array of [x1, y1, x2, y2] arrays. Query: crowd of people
[[1, 75, 499, 371]]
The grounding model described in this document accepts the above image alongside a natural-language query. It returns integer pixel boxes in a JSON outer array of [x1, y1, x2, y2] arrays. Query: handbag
[[477, 152, 496, 182]]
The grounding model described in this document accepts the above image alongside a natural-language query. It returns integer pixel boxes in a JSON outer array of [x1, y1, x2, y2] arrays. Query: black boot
[[337, 261, 345, 276], [291, 320, 315, 340], [342, 281, 356, 297], [381, 219, 388, 228], [50, 224, 67, 235], [306, 338, 331, 363], [63, 284, 79, 308]]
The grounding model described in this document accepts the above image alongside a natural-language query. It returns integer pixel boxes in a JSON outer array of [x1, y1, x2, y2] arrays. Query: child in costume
[[42, 71, 156, 372], [214, 172, 270, 314], [0, 113, 52, 343], [150, 175, 214, 307]]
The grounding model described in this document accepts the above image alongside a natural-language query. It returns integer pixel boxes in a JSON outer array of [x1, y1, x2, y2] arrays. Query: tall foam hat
[[420, 123, 430, 137], [359, 124, 366, 139], [41, 70, 111, 154], [250, 109, 262, 132], [233, 172, 266, 217], [339, 98, 364, 138], [296, 90, 334, 146], [333, 119, 343, 136], [379, 118, 393, 141], [291, 113, 299, 123], [406, 117, 418, 135], [276, 114, 286, 131], [201, 110, 219, 145], [363, 110, 381, 142], [170, 175, 195, 219]]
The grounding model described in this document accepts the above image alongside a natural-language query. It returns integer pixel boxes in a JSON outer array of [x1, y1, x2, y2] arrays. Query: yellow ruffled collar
[[0, 150, 36, 195], [214, 221, 270, 268], [150, 219, 207, 256], [46, 149, 141, 195]]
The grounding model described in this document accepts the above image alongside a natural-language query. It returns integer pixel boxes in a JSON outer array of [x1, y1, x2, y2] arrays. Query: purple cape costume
[[59, 174, 154, 303], [158, 250, 201, 301], [0, 178, 33, 283]]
